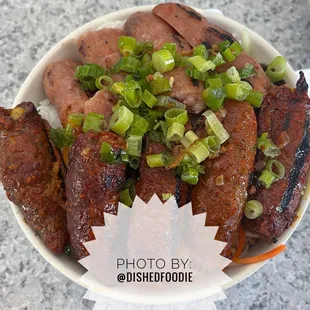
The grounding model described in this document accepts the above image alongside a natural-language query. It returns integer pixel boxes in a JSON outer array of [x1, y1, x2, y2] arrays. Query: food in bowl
[[1, 3, 309, 268]]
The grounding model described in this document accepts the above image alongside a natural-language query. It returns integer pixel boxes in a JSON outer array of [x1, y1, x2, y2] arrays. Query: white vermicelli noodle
[[37, 99, 62, 129]]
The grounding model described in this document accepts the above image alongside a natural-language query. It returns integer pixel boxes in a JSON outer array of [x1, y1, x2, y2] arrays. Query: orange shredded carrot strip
[[233, 225, 246, 259], [232, 244, 286, 264]]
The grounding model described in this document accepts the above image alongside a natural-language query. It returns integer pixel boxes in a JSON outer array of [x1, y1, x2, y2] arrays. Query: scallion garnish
[[226, 66, 241, 83], [186, 68, 210, 81], [193, 44, 208, 59], [257, 132, 281, 158], [82, 112, 104, 133], [100, 142, 115, 163], [211, 52, 226, 67], [110, 82, 125, 96], [188, 55, 215, 73], [246, 90, 263, 108], [202, 87, 226, 111], [163, 43, 177, 57], [155, 96, 186, 109], [219, 40, 231, 53], [129, 156, 140, 170], [258, 169, 276, 189], [239, 63, 255, 79], [126, 135, 142, 157], [142, 89, 157, 108], [120, 188, 133, 207], [244, 200, 263, 219], [266, 56, 287, 83], [152, 49, 175, 73], [188, 141, 210, 163], [149, 76, 171, 95], [68, 113, 84, 127], [229, 42, 243, 56], [95, 75, 113, 90], [265, 159, 285, 180], [75, 64, 106, 90], [203, 110, 230, 144], [124, 80, 143, 108], [162, 193, 173, 201], [180, 130, 199, 149], [49, 125, 75, 149], [146, 153, 165, 168], [113, 56, 142, 73], [118, 36, 137, 56], [206, 78, 223, 88], [225, 83, 250, 100], [181, 167, 199, 185], [167, 122, 185, 141], [109, 106, 134, 135], [164, 108, 188, 126], [222, 48, 235, 62], [201, 136, 221, 153]]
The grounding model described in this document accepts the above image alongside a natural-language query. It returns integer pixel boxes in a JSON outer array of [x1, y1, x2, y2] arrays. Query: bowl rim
[[11, 4, 307, 305]]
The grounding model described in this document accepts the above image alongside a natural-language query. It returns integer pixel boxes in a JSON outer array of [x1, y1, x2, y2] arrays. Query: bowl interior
[[11, 5, 308, 304]]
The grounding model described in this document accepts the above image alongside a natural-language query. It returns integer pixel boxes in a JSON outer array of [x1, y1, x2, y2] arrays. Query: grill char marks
[[248, 72, 310, 241]]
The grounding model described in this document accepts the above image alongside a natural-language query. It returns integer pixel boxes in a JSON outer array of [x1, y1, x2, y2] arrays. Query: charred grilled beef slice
[[153, 3, 270, 96], [66, 131, 126, 259], [0, 102, 68, 254], [248, 72, 310, 241], [135, 142, 188, 207], [192, 100, 257, 257]]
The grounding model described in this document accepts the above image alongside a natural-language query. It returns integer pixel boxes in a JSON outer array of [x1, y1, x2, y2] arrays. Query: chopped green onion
[[146, 153, 165, 168], [222, 48, 235, 62], [203, 110, 230, 143], [244, 200, 263, 219], [226, 66, 241, 83], [225, 83, 250, 100], [219, 40, 231, 53], [186, 68, 210, 81], [113, 56, 142, 73], [75, 64, 105, 80], [149, 77, 171, 95], [118, 36, 137, 56], [80, 80, 97, 91], [162, 193, 173, 201], [163, 43, 177, 57], [161, 150, 175, 167], [134, 41, 153, 57], [129, 156, 140, 169], [142, 53, 152, 66], [152, 49, 175, 73], [167, 122, 185, 141], [49, 125, 75, 149], [229, 42, 243, 56], [110, 82, 125, 96], [265, 159, 285, 179], [258, 169, 276, 189], [188, 55, 215, 73], [201, 136, 221, 152], [126, 135, 142, 157], [236, 80, 253, 90], [202, 87, 226, 111], [215, 72, 231, 86], [188, 141, 210, 163], [257, 133, 281, 158], [239, 63, 255, 79], [109, 106, 134, 135], [180, 130, 199, 148], [164, 108, 188, 126], [156, 96, 186, 109], [100, 142, 115, 163], [175, 54, 190, 67], [131, 114, 149, 133], [95, 75, 113, 90], [138, 66, 153, 79], [124, 80, 142, 108], [181, 167, 199, 185], [212, 52, 226, 67], [120, 188, 133, 207], [142, 89, 157, 108], [266, 56, 287, 83], [82, 112, 104, 133], [128, 127, 145, 136], [193, 44, 208, 59], [207, 78, 223, 88], [246, 90, 263, 108], [68, 113, 84, 127]]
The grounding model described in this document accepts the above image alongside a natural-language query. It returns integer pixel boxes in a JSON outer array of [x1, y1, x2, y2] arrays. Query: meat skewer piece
[[153, 3, 271, 95], [0, 102, 68, 254], [124, 12, 191, 53], [77, 28, 125, 69], [192, 100, 257, 257], [66, 131, 126, 259], [43, 60, 89, 125], [248, 72, 310, 241], [163, 68, 205, 114], [135, 142, 188, 207]]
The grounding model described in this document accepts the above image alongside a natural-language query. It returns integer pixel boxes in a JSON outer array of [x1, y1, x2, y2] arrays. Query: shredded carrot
[[232, 244, 286, 264], [233, 225, 246, 259]]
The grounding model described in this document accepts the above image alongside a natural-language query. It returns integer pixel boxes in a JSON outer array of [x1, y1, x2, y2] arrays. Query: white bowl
[[11, 5, 309, 305]]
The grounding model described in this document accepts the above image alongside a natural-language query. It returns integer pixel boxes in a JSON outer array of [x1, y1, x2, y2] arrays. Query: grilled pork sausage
[[153, 3, 270, 95], [124, 12, 191, 53], [66, 131, 126, 259], [248, 72, 310, 241], [0, 102, 68, 254], [77, 28, 124, 69], [135, 142, 188, 206], [84, 89, 116, 122], [163, 68, 205, 114], [43, 60, 88, 125], [192, 100, 257, 257]]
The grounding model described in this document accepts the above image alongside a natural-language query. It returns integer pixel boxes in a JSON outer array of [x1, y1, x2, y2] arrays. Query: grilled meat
[[0, 102, 68, 254], [66, 131, 126, 259]]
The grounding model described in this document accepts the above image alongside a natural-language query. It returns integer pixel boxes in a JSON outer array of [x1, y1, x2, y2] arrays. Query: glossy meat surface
[[124, 12, 191, 53], [84, 89, 116, 122], [153, 3, 270, 95], [0, 102, 68, 254], [135, 142, 188, 206], [77, 28, 124, 69], [192, 100, 257, 257], [164, 68, 205, 114], [248, 73, 310, 241], [43, 59, 88, 125], [66, 131, 126, 259]]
